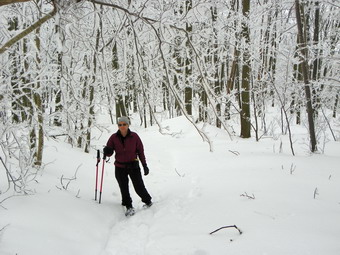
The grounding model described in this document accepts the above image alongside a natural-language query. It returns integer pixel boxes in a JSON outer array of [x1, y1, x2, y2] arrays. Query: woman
[[103, 116, 152, 216]]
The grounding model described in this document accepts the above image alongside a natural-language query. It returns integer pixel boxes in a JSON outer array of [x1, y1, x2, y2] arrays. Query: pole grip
[[96, 150, 100, 166], [95, 150, 100, 201]]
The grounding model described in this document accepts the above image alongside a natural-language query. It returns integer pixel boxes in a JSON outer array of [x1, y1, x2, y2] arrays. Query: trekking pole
[[95, 150, 100, 201], [98, 154, 106, 204]]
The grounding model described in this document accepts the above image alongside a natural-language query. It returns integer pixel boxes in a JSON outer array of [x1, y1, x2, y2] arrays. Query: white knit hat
[[117, 116, 130, 125]]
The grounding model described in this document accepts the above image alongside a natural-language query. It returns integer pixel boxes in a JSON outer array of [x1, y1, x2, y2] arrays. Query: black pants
[[115, 164, 151, 208]]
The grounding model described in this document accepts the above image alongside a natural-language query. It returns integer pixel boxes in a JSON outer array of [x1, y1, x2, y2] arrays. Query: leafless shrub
[[56, 164, 81, 190]]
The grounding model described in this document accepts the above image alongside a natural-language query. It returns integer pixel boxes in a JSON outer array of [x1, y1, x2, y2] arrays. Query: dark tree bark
[[240, 0, 251, 138], [295, 0, 317, 152], [184, 0, 193, 116]]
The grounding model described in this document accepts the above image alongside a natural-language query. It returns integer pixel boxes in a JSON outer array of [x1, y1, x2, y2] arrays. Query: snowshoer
[[103, 116, 152, 216]]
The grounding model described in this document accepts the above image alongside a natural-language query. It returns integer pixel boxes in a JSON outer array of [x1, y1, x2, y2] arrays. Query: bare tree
[[295, 0, 317, 152], [240, 0, 251, 138]]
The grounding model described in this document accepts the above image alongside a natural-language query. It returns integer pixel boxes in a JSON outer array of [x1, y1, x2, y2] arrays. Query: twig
[[0, 156, 21, 192], [59, 164, 81, 190], [175, 168, 185, 177], [321, 107, 337, 141], [240, 192, 255, 199], [228, 150, 240, 156], [269, 77, 295, 156], [60, 175, 75, 190], [76, 189, 80, 198], [210, 225, 243, 235], [0, 195, 15, 206], [89, 0, 157, 23], [0, 194, 32, 210], [279, 140, 283, 153], [314, 187, 319, 199], [0, 224, 10, 233]]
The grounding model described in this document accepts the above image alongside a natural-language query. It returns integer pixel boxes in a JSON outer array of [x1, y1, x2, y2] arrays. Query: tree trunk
[[295, 0, 317, 152], [34, 27, 44, 166], [240, 0, 251, 138], [226, 0, 240, 122], [184, 0, 193, 116], [211, 5, 222, 128], [333, 91, 339, 118], [312, 1, 322, 114], [174, 38, 182, 117], [85, 10, 102, 153], [199, 89, 208, 122], [9, 17, 20, 123], [54, 23, 63, 127]]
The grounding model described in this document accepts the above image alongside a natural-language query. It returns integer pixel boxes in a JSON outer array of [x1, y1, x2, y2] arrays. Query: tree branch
[[210, 225, 243, 235], [0, 0, 31, 6], [88, 0, 157, 23], [0, 2, 57, 54]]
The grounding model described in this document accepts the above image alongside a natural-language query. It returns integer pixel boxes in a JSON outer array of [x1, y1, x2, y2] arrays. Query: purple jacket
[[106, 129, 147, 168]]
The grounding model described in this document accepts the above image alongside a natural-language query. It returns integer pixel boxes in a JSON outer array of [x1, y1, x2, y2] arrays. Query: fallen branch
[[174, 168, 185, 177], [314, 187, 319, 199], [0, 224, 10, 233], [240, 192, 255, 199], [228, 150, 240, 156], [58, 164, 81, 190], [290, 163, 296, 175], [209, 225, 243, 235]]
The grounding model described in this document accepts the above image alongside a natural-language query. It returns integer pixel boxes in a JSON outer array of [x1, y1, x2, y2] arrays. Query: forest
[[0, 0, 339, 194]]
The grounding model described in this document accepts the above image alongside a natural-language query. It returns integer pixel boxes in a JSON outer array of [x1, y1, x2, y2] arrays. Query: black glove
[[103, 146, 113, 157], [143, 165, 149, 176]]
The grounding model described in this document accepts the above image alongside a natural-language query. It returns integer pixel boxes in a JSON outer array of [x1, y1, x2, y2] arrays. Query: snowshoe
[[125, 207, 135, 217], [143, 202, 153, 209]]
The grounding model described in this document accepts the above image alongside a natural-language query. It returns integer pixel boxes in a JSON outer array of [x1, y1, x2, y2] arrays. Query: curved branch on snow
[[210, 225, 243, 235]]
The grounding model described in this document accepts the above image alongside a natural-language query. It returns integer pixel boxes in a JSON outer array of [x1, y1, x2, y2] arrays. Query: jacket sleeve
[[105, 134, 115, 157], [136, 134, 147, 166]]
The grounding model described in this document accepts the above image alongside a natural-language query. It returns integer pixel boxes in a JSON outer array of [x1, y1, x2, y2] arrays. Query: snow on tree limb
[[0, 2, 57, 54], [0, 0, 31, 7]]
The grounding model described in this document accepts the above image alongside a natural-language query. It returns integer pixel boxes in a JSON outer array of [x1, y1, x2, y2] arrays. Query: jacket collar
[[117, 128, 132, 138]]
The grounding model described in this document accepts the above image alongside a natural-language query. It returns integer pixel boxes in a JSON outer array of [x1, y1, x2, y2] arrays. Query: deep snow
[[1, 116, 340, 255]]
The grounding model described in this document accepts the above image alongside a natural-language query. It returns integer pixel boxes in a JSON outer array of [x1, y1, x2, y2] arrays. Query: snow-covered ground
[[1, 116, 340, 255]]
